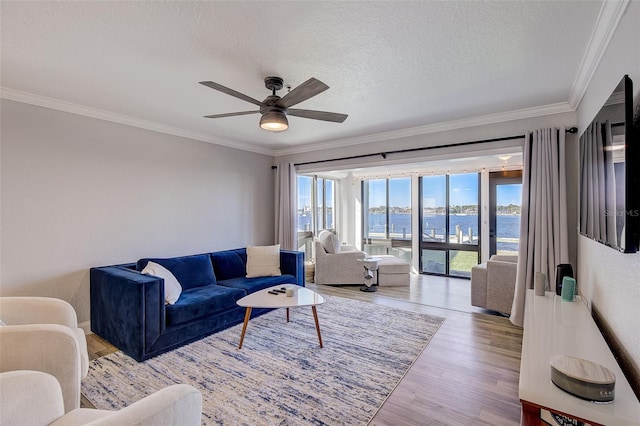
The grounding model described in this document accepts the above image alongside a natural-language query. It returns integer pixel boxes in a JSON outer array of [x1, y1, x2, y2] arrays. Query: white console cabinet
[[519, 289, 640, 425]]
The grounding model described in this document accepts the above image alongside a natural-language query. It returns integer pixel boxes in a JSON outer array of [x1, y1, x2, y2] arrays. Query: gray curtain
[[579, 121, 617, 246], [510, 128, 569, 327], [274, 162, 297, 250]]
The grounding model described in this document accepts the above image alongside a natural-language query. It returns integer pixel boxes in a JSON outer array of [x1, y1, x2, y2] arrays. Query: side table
[[357, 257, 380, 292], [304, 260, 315, 283]]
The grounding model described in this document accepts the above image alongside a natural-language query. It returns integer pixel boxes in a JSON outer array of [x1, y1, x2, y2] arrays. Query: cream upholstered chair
[[1, 370, 202, 426], [470, 255, 518, 314], [0, 297, 89, 413], [314, 230, 367, 284]]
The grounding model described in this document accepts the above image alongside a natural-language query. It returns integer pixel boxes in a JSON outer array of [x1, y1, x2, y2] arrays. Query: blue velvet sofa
[[90, 248, 304, 361]]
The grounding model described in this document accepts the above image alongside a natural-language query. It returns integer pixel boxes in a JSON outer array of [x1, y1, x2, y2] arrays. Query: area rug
[[82, 295, 444, 425]]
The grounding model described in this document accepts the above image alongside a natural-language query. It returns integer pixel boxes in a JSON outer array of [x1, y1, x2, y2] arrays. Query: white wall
[[0, 100, 275, 325], [576, 1, 640, 382]]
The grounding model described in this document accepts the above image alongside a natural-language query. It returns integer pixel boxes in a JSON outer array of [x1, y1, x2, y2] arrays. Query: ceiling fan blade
[[199, 81, 264, 107], [203, 110, 259, 119], [278, 78, 329, 108], [288, 109, 348, 123]]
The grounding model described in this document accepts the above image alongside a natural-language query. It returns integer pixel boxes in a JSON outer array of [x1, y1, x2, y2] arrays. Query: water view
[[365, 213, 521, 253], [299, 212, 521, 253]]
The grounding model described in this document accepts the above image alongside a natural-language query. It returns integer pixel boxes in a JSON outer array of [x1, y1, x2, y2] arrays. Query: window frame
[[297, 175, 337, 259]]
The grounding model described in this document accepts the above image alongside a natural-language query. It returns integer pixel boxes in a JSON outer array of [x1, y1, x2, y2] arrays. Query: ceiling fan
[[199, 76, 348, 132]]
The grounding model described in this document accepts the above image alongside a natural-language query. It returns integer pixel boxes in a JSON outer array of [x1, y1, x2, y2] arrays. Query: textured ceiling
[[1, 1, 606, 154]]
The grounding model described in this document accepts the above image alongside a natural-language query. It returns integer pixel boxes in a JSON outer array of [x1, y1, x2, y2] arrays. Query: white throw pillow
[[319, 230, 340, 254], [246, 244, 282, 278], [141, 261, 182, 305], [328, 233, 340, 254]]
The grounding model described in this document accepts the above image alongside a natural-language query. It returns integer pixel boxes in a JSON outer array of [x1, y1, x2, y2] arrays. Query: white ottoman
[[376, 255, 411, 286]]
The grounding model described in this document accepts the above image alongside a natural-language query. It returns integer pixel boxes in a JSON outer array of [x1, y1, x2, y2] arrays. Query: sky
[[497, 184, 522, 206]]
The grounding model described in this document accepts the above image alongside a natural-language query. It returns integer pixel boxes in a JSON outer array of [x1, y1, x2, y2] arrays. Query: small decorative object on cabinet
[[549, 355, 615, 403], [561, 277, 576, 302], [555, 263, 574, 295], [535, 271, 547, 296]]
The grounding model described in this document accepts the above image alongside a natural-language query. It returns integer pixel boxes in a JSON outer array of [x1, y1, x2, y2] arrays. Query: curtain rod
[[272, 127, 578, 169]]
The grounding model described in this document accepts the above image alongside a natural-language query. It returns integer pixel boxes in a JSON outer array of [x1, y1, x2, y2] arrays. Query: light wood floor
[[84, 274, 524, 425]]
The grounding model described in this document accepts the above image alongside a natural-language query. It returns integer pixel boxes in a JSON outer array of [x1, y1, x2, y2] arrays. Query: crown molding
[[0, 87, 275, 156], [3, 86, 573, 159], [274, 102, 574, 156], [568, 0, 630, 109]]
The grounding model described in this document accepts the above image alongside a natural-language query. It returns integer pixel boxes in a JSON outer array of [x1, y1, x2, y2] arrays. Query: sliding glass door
[[362, 177, 412, 262], [489, 171, 522, 256], [420, 173, 480, 277]]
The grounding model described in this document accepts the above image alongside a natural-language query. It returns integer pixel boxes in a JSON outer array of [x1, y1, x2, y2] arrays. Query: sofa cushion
[[137, 254, 216, 291], [165, 285, 246, 326], [141, 261, 182, 305], [376, 255, 411, 274], [246, 244, 281, 278], [318, 230, 340, 254], [218, 275, 297, 293], [210, 251, 246, 280], [490, 254, 518, 263]]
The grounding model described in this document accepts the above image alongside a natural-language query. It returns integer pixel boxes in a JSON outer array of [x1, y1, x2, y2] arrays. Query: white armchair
[[1, 370, 202, 426], [470, 255, 518, 314], [314, 230, 367, 285], [0, 297, 89, 413]]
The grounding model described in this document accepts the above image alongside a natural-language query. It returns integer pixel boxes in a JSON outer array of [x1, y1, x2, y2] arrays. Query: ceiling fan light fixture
[[201, 76, 347, 130], [260, 111, 289, 132]]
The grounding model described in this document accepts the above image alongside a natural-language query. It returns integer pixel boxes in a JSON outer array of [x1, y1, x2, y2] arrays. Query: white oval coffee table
[[236, 284, 325, 349]]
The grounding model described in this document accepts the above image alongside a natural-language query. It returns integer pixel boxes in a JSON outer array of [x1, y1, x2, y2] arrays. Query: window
[[298, 176, 313, 233], [421, 175, 446, 243], [495, 183, 521, 254], [364, 179, 387, 240], [489, 171, 522, 256], [362, 177, 412, 262], [420, 173, 479, 277], [316, 179, 324, 231], [448, 173, 479, 246], [389, 178, 412, 241], [297, 175, 337, 259], [315, 178, 334, 232]]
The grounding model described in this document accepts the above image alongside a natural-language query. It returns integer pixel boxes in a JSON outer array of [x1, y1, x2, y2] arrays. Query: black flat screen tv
[[579, 75, 639, 253]]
